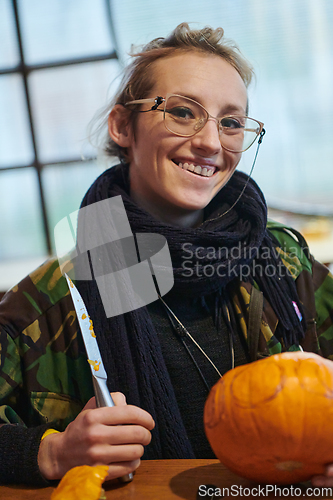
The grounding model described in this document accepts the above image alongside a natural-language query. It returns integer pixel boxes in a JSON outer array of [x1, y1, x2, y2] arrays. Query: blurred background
[[1, 0, 333, 293]]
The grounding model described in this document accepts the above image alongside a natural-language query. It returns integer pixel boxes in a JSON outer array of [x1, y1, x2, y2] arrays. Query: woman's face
[[126, 52, 248, 226]]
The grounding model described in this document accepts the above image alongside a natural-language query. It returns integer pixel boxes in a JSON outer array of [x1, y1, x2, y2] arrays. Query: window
[[1, 0, 333, 290], [0, 0, 121, 288]]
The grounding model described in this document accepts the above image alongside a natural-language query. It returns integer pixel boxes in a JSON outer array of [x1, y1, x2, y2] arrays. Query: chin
[[173, 198, 211, 213]]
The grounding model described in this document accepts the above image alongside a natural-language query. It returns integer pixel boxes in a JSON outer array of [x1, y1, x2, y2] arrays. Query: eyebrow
[[178, 93, 247, 116]]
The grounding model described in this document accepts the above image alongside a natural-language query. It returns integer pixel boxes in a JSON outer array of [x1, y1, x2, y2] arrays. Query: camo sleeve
[[0, 262, 57, 484], [312, 259, 333, 358], [0, 257, 93, 484], [0, 326, 24, 425], [0, 257, 67, 426], [268, 221, 333, 357], [0, 257, 93, 428]]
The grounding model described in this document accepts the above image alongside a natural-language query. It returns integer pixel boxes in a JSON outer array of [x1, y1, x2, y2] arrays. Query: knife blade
[[64, 273, 133, 483]]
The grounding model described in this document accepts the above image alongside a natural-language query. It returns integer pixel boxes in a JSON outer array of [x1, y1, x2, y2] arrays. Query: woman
[[1, 23, 333, 487]]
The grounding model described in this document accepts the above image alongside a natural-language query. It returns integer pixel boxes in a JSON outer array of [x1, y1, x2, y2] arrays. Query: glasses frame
[[125, 93, 265, 153]]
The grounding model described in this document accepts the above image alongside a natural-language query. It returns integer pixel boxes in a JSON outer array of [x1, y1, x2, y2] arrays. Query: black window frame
[[0, 0, 119, 254]]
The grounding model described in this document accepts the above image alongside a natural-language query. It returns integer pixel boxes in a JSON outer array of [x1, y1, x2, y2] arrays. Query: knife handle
[[93, 376, 115, 408], [92, 377, 134, 483]]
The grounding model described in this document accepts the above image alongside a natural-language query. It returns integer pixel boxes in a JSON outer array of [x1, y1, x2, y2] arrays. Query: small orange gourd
[[204, 351, 333, 484], [51, 465, 109, 500]]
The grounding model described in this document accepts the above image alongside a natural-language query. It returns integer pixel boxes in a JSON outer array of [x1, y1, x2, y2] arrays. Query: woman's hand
[[312, 465, 333, 487], [37, 392, 155, 481]]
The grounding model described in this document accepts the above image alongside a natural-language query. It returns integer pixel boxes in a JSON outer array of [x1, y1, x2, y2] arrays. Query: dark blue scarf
[[76, 164, 305, 459]]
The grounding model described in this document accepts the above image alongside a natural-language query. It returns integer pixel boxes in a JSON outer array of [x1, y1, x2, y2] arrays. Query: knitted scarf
[[76, 164, 306, 459]]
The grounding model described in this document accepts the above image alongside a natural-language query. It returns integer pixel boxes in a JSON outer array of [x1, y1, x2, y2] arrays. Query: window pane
[[42, 161, 106, 253], [18, 0, 114, 65], [111, 0, 333, 213], [246, 0, 333, 212], [0, 74, 34, 168], [0, 0, 20, 68], [0, 168, 46, 259], [28, 60, 121, 163]]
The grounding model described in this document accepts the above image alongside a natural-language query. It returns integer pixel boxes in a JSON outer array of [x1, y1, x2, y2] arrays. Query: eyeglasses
[[125, 93, 265, 153]]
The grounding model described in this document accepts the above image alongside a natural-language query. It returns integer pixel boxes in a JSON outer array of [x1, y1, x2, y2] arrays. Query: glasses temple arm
[[258, 128, 266, 144], [125, 96, 165, 111]]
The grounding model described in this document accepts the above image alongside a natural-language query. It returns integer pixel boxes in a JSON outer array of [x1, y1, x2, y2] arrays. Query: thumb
[[82, 392, 126, 410], [82, 396, 97, 410], [111, 391, 127, 406]]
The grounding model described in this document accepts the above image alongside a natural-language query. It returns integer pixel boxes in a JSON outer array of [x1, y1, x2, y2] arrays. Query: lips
[[174, 161, 217, 177]]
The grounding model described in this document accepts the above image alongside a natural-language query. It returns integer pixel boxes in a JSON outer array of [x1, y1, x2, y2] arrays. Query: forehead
[[149, 51, 248, 113]]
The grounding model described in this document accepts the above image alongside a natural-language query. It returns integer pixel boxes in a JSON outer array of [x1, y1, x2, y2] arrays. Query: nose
[[191, 117, 222, 156]]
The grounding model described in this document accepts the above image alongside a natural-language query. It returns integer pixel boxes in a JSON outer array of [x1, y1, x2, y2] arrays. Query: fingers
[[326, 464, 333, 476], [312, 476, 333, 487], [105, 459, 141, 482], [81, 404, 155, 430], [84, 424, 152, 448], [104, 425, 152, 446], [312, 465, 333, 487], [83, 392, 127, 410], [39, 397, 155, 482], [85, 443, 145, 465]]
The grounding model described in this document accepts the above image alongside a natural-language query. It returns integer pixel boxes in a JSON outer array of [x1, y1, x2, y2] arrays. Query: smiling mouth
[[173, 161, 217, 177]]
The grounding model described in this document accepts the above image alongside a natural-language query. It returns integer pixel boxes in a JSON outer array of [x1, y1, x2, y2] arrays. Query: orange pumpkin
[[204, 351, 333, 484], [51, 465, 109, 500]]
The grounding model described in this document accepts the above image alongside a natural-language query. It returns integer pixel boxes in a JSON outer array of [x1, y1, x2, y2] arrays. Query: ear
[[108, 104, 133, 148]]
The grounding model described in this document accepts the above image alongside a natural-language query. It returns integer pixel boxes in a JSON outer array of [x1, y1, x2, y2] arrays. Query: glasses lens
[[163, 95, 261, 153], [164, 95, 207, 136], [219, 116, 261, 152]]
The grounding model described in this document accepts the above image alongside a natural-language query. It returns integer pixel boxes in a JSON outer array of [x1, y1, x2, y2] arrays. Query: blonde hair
[[95, 22, 254, 162]]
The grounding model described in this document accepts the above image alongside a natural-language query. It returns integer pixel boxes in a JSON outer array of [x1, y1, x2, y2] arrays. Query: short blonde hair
[[97, 23, 254, 162]]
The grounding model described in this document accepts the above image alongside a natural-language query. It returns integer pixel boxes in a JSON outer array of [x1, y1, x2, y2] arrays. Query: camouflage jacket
[[1, 222, 333, 483]]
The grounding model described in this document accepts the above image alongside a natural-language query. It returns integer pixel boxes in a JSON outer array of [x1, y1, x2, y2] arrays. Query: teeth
[[178, 162, 215, 177], [186, 163, 195, 172]]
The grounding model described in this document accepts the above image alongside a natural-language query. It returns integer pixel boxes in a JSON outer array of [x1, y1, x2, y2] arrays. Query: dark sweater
[[147, 291, 249, 458]]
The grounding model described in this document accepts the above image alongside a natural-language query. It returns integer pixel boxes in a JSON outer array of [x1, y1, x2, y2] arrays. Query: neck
[[129, 190, 204, 228]]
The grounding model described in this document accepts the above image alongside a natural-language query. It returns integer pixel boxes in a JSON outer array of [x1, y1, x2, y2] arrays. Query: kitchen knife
[[64, 273, 134, 483]]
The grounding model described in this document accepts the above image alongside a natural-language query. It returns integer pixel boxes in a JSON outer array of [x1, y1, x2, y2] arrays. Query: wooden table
[[1, 459, 332, 499]]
